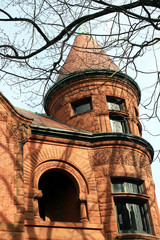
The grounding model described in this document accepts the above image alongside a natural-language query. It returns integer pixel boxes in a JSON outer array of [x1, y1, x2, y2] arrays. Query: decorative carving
[[7, 122, 31, 143], [24, 146, 92, 195], [61, 96, 69, 105], [130, 118, 137, 123], [91, 148, 149, 169], [0, 111, 8, 121], [93, 150, 109, 166]]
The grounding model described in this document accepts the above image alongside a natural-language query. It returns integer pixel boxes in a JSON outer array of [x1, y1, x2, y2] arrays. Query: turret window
[[72, 98, 92, 114], [111, 178, 151, 234], [107, 97, 124, 111], [109, 114, 129, 133], [107, 97, 129, 133]]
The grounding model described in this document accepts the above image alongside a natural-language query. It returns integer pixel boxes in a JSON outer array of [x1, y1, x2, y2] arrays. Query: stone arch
[[29, 159, 90, 222], [32, 160, 88, 196], [24, 146, 96, 194]]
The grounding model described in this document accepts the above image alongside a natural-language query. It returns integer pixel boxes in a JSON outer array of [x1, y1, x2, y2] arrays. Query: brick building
[[0, 34, 159, 239]]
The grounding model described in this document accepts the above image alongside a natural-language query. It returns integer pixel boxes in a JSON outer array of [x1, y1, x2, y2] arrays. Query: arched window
[[38, 170, 80, 222]]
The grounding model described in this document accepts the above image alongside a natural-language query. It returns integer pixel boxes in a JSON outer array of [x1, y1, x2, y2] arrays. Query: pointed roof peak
[[57, 34, 119, 81]]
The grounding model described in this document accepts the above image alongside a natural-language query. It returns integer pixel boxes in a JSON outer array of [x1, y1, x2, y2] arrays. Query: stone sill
[[116, 233, 159, 239], [70, 109, 94, 118], [112, 192, 149, 201], [24, 220, 103, 230]]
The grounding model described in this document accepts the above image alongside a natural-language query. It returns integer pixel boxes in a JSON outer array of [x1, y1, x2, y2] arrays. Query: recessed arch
[[38, 169, 80, 222], [24, 147, 94, 194], [32, 160, 89, 196]]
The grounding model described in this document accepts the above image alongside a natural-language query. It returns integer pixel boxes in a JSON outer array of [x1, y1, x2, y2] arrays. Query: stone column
[[80, 200, 88, 222], [33, 190, 43, 220]]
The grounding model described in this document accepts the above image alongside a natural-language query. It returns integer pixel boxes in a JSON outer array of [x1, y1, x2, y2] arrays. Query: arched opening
[[38, 170, 80, 222]]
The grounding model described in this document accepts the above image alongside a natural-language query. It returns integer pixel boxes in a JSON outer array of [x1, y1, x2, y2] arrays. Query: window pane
[[112, 180, 143, 194], [116, 202, 131, 231], [112, 179, 151, 234], [75, 102, 91, 114], [124, 182, 139, 193], [72, 98, 92, 114], [110, 119, 124, 133], [107, 101, 121, 111], [107, 97, 124, 111], [113, 183, 124, 192], [116, 202, 151, 234]]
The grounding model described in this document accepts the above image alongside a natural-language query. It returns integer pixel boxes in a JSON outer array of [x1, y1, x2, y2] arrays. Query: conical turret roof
[[57, 34, 119, 81]]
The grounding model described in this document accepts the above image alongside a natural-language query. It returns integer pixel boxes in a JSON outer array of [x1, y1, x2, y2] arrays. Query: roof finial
[[78, 23, 89, 34]]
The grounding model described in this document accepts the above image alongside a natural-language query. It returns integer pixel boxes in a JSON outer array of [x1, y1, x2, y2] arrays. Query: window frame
[[111, 178, 144, 194], [107, 96, 129, 134], [107, 96, 124, 111], [72, 97, 92, 115], [109, 113, 129, 133], [114, 198, 151, 234], [111, 178, 152, 235]]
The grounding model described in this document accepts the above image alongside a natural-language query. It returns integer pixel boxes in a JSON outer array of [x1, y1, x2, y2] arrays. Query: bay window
[[112, 178, 151, 234]]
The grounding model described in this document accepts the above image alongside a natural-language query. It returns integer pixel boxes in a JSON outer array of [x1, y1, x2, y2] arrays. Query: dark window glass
[[72, 98, 92, 114], [115, 201, 151, 234], [112, 179, 151, 234], [107, 97, 124, 111], [109, 115, 129, 133]]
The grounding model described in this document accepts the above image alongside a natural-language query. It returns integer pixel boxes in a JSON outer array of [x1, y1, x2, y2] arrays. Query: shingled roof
[[16, 108, 89, 133], [57, 34, 119, 81]]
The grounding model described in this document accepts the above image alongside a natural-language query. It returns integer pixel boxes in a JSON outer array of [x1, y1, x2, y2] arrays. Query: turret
[[44, 34, 142, 136]]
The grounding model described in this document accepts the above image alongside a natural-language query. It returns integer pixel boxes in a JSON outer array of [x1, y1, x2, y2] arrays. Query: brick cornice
[[30, 124, 154, 160], [44, 69, 141, 113]]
